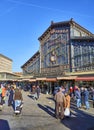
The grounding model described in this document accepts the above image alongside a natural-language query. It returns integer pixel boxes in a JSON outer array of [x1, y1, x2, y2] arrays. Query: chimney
[[51, 21, 54, 25], [70, 18, 73, 21]]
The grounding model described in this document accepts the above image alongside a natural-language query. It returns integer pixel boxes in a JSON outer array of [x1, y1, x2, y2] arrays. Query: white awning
[[36, 78, 46, 81], [57, 76, 77, 80]]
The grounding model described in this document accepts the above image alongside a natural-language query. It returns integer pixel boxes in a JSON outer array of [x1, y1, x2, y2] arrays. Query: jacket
[[14, 88, 23, 100], [54, 91, 66, 104], [65, 95, 70, 108]]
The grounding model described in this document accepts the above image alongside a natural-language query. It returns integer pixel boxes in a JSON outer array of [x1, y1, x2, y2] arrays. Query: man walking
[[14, 87, 23, 113], [36, 85, 41, 100], [54, 87, 66, 119], [84, 88, 90, 110]]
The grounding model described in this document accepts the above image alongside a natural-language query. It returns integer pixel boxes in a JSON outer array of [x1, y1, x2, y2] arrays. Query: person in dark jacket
[[14, 87, 23, 112], [0, 85, 2, 110], [84, 88, 90, 110], [8, 86, 14, 106], [81, 87, 85, 108], [36, 85, 41, 100], [75, 87, 81, 109]]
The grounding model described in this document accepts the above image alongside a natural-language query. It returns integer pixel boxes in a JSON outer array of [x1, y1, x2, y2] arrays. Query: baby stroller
[[14, 101, 23, 115]]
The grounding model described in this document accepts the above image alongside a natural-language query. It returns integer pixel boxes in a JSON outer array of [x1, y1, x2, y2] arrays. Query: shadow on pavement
[[37, 103, 55, 118], [44, 105, 55, 113], [60, 105, 94, 130], [27, 95, 35, 100], [46, 97, 54, 101], [0, 119, 10, 130]]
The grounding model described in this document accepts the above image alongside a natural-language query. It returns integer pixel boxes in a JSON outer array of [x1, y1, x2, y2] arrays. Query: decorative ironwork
[[71, 40, 94, 72]]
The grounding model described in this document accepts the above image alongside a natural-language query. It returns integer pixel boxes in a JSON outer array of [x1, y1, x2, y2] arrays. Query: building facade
[[0, 54, 12, 72], [21, 19, 94, 85], [0, 54, 21, 81], [71, 37, 94, 72], [21, 51, 40, 75], [38, 19, 94, 76]]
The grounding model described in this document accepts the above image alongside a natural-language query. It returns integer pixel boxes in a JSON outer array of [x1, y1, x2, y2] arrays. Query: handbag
[[64, 108, 70, 116]]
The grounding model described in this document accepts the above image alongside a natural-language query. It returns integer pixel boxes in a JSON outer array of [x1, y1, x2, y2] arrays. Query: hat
[[58, 87, 61, 91]]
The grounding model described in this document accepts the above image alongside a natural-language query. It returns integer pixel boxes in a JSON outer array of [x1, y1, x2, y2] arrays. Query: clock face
[[50, 56, 55, 62], [50, 50, 57, 63]]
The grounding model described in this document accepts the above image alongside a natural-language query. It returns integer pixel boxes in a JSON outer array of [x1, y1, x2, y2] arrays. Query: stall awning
[[36, 78, 46, 81], [46, 78, 57, 82], [29, 79, 36, 82], [22, 78, 30, 81], [57, 76, 77, 80], [75, 77, 94, 81]]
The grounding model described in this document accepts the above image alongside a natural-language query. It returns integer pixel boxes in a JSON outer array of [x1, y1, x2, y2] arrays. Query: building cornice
[[0, 54, 12, 61], [21, 51, 40, 68]]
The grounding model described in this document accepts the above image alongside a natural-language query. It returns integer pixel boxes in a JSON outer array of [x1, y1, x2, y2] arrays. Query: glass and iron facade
[[71, 38, 94, 72], [21, 51, 40, 75], [21, 19, 94, 80], [39, 21, 71, 75], [38, 19, 94, 75], [40, 28, 70, 72]]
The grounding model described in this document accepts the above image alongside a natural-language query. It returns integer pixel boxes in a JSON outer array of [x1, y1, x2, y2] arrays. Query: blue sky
[[0, 0, 94, 72]]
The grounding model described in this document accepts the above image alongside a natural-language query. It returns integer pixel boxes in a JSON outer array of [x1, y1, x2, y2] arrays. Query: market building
[[38, 18, 94, 74], [21, 18, 94, 93], [21, 51, 40, 80]]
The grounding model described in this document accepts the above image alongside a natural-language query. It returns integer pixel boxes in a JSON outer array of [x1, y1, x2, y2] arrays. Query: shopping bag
[[64, 108, 70, 116]]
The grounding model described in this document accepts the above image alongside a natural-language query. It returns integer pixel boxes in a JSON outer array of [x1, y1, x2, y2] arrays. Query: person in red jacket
[[1, 85, 7, 105], [64, 92, 71, 117]]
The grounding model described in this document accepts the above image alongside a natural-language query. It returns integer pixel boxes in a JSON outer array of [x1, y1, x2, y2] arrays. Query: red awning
[[75, 77, 94, 81]]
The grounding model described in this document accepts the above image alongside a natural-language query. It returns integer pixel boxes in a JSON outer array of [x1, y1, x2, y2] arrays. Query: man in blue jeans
[[75, 87, 81, 109], [84, 88, 90, 110], [14, 87, 23, 113]]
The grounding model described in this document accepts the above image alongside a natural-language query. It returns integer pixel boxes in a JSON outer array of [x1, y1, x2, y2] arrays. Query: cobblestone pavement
[[0, 91, 94, 130]]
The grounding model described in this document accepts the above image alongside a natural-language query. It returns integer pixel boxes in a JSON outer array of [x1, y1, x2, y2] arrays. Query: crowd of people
[[0, 82, 41, 112], [0, 83, 23, 113], [54, 85, 94, 120], [0, 81, 94, 118]]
